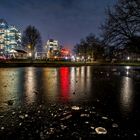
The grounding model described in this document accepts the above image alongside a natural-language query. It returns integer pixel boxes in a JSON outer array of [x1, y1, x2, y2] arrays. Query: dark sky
[[0, 0, 117, 49]]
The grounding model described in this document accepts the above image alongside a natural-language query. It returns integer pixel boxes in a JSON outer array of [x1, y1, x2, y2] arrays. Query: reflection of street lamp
[[126, 66, 130, 76]]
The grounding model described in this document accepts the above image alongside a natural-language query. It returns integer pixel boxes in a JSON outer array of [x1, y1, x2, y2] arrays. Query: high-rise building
[[0, 19, 21, 54]]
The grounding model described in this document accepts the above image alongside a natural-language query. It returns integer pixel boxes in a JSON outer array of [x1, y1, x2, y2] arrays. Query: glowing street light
[[28, 45, 31, 49], [29, 52, 32, 57], [71, 55, 75, 61], [127, 56, 130, 60]]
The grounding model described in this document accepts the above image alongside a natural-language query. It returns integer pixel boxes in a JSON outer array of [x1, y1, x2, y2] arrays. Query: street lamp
[[28, 45, 31, 49], [29, 52, 32, 57], [127, 56, 130, 60]]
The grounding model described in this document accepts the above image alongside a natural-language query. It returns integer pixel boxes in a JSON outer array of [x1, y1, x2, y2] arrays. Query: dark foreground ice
[[0, 66, 140, 139], [0, 101, 139, 139]]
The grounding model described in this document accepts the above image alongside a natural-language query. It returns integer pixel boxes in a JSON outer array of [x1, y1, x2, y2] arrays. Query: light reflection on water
[[0, 68, 22, 110], [74, 66, 91, 101], [0, 66, 139, 118], [42, 68, 58, 101], [24, 67, 36, 104], [41, 67, 92, 102], [70, 67, 76, 94], [59, 67, 70, 102], [120, 76, 134, 116]]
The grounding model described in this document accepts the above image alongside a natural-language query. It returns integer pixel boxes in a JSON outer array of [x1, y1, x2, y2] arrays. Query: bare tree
[[86, 34, 104, 60], [22, 25, 42, 59], [101, 0, 140, 53], [74, 34, 105, 61]]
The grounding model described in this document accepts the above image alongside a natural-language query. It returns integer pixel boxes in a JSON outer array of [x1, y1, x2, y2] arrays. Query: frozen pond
[[0, 66, 140, 139]]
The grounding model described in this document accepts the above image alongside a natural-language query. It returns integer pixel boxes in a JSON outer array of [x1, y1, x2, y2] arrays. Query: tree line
[[74, 0, 140, 61], [73, 34, 105, 61]]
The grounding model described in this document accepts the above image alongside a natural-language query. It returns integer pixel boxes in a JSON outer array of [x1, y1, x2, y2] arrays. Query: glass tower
[[0, 19, 21, 54]]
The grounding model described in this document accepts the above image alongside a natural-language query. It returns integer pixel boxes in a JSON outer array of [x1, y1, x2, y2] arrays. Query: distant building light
[[127, 56, 130, 60], [71, 55, 75, 61], [76, 56, 80, 61], [81, 56, 84, 59], [88, 56, 90, 59]]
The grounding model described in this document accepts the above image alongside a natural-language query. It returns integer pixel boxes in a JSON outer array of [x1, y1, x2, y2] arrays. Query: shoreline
[[0, 61, 140, 67]]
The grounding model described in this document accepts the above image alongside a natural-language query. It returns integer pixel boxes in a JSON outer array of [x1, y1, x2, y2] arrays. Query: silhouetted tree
[[74, 34, 105, 61], [101, 0, 140, 53], [22, 25, 42, 59], [86, 34, 104, 60]]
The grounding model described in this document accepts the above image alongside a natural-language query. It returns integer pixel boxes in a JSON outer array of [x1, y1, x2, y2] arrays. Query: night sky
[[0, 0, 117, 49]]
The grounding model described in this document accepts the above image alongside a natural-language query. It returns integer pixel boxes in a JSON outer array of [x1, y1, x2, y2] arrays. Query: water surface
[[0, 66, 140, 138]]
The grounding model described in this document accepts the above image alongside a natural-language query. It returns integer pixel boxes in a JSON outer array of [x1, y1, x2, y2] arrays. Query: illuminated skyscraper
[[0, 19, 21, 54]]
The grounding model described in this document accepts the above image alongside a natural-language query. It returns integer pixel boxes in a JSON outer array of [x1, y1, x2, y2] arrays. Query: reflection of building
[[0, 68, 21, 109], [45, 39, 60, 59], [0, 19, 21, 54]]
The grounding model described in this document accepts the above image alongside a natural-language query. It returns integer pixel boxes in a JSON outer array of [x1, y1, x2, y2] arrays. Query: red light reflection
[[59, 67, 70, 102]]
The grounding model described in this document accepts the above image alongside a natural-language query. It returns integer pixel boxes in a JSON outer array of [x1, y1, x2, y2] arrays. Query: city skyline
[[0, 0, 117, 49]]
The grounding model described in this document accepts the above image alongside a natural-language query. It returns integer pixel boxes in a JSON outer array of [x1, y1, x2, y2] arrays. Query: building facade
[[0, 19, 21, 55], [45, 39, 60, 59]]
